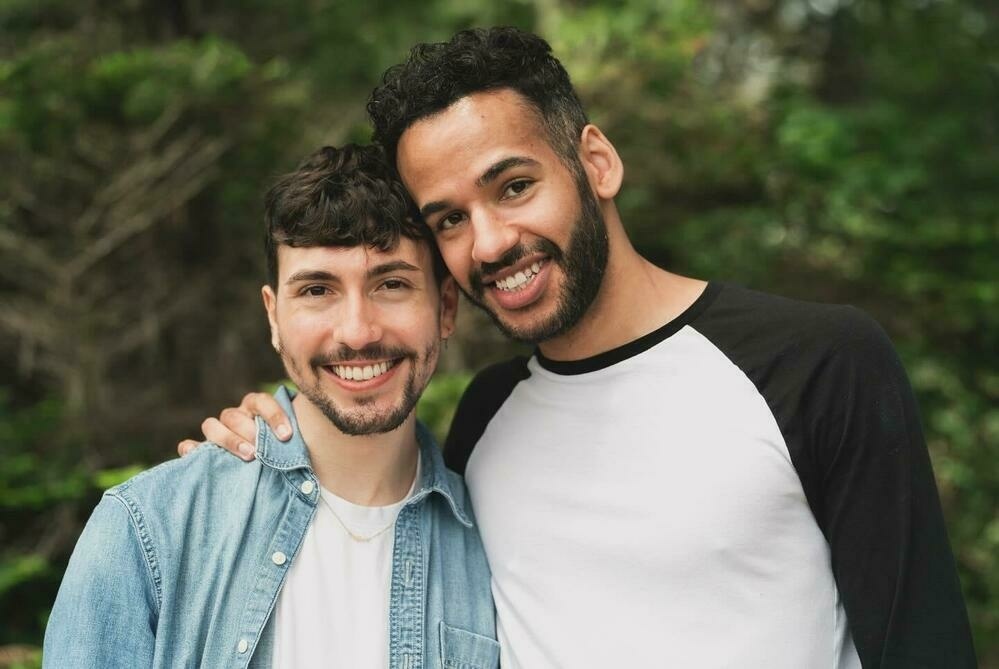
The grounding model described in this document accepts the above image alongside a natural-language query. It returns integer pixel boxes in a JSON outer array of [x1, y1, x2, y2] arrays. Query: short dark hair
[[367, 26, 589, 169], [264, 143, 446, 287]]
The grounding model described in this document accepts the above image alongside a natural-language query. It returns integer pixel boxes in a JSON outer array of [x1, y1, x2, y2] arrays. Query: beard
[[466, 170, 609, 344], [280, 340, 438, 436]]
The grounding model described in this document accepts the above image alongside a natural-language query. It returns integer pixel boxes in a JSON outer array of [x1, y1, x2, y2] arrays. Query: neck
[[291, 394, 420, 506], [538, 206, 707, 362]]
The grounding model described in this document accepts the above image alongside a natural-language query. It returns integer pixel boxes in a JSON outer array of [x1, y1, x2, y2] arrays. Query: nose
[[336, 295, 383, 351], [470, 208, 520, 264]]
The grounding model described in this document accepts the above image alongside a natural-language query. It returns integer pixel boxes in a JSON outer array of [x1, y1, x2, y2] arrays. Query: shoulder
[[105, 443, 265, 543], [111, 441, 259, 505], [444, 357, 531, 474], [694, 283, 897, 375], [462, 356, 532, 396]]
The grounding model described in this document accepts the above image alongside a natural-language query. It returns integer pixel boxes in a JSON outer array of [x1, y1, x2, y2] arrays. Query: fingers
[[239, 392, 293, 441], [177, 391, 292, 463], [202, 412, 258, 461], [177, 439, 201, 458]]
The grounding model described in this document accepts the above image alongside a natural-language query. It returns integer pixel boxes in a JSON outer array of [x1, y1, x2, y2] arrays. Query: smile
[[494, 261, 545, 292], [327, 360, 399, 381]]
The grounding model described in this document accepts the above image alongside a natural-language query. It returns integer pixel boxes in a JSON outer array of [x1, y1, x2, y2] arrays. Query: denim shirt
[[44, 387, 497, 668]]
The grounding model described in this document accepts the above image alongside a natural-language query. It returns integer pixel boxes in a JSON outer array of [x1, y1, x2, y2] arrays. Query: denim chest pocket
[[439, 621, 500, 669]]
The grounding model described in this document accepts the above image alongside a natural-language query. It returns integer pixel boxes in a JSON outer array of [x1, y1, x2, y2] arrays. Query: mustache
[[470, 239, 562, 293], [309, 344, 415, 367]]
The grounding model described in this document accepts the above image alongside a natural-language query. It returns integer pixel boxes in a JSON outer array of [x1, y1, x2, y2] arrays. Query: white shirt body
[[271, 464, 418, 668]]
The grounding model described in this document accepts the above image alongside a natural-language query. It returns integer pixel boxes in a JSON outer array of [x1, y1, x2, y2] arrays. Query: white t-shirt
[[271, 461, 419, 668], [448, 285, 888, 668]]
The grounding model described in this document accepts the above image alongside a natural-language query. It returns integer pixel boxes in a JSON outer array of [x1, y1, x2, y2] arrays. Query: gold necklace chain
[[318, 492, 399, 543]]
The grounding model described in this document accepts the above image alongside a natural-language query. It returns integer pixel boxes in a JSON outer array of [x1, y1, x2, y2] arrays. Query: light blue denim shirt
[[44, 387, 497, 668]]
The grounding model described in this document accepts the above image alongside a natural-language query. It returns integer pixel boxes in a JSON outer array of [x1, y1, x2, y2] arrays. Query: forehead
[[396, 89, 555, 200], [276, 237, 433, 280]]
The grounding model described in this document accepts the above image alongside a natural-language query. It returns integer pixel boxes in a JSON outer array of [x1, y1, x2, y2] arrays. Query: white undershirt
[[271, 460, 419, 669]]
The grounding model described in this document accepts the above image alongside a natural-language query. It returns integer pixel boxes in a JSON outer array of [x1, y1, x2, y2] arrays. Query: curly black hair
[[264, 143, 445, 287], [367, 26, 589, 169]]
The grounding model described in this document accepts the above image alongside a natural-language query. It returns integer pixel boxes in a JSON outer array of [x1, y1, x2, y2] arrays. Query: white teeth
[[330, 360, 395, 381], [495, 261, 544, 292]]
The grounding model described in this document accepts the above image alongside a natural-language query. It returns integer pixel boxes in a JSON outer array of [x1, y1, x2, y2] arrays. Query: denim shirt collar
[[254, 385, 473, 528]]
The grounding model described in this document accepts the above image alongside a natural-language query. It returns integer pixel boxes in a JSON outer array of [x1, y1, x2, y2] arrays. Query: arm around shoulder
[[43, 493, 159, 668]]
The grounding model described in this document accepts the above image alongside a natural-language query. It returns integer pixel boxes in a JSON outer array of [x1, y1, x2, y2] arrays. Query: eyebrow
[[285, 261, 421, 285], [286, 270, 336, 285], [367, 260, 421, 277], [419, 155, 541, 219], [476, 156, 539, 187]]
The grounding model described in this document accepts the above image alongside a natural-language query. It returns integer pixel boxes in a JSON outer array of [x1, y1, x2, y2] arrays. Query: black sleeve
[[443, 357, 530, 475], [693, 287, 976, 668], [798, 309, 975, 667]]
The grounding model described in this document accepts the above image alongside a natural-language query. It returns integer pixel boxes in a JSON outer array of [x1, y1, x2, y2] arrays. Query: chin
[[327, 407, 411, 436], [486, 305, 573, 345]]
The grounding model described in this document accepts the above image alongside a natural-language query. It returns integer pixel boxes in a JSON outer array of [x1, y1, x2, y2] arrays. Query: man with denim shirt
[[44, 144, 497, 668]]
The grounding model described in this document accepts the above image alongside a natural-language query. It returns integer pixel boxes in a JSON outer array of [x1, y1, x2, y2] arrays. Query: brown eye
[[439, 212, 465, 231], [503, 179, 532, 198]]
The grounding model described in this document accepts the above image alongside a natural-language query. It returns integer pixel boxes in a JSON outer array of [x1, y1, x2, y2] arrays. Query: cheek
[[536, 189, 580, 239], [385, 305, 442, 343], [277, 311, 329, 349], [438, 238, 473, 277]]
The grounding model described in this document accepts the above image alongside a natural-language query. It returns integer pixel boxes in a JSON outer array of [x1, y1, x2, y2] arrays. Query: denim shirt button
[[271, 551, 287, 566], [300, 480, 315, 495], [237, 639, 249, 654]]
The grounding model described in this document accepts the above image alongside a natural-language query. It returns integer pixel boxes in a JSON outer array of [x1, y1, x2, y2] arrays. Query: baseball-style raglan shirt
[[445, 282, 975, 668]]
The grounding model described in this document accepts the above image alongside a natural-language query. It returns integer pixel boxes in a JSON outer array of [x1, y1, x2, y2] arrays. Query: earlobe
[[578, 124, 623, 200]]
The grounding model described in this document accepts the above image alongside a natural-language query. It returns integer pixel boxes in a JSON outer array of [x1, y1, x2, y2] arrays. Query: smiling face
[[396, 89, 609, 344], [262, 239, 457, 436]]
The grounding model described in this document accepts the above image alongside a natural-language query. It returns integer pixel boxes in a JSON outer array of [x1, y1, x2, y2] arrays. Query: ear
[[578, 124, 623, 200], [438, 276, 459, 339], [261, 285, 281, 352]]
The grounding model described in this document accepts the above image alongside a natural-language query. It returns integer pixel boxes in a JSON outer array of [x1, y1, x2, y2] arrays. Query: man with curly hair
[[46, 145, 498, 668], [189, 27, 975, 668]]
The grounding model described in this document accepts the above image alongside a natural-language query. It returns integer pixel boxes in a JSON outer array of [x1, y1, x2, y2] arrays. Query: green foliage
[[0, 648, 41, 669], [0, 393, 79, 650], [0, 395, 84, 511], [0, 389, 152, 659], [0, 556, 46, 600], [92, 465, 147, 491], [84, 38, 253, 123], [417, 372, 474, 445]]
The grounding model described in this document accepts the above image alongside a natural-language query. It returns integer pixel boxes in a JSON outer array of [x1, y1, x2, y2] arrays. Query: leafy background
[[1, 0, 996, 665]]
